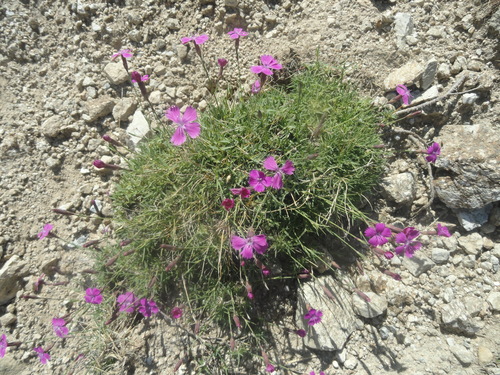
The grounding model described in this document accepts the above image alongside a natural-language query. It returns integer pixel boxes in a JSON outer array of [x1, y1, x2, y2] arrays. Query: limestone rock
[[126, 110, 150, 146], [440, 299, 481, 335], [431, 248, 450, 264], [0, 255, 29, 305], [84, 96, 115, 123], [478, 345, 494, 364], [104, 62, 129, 85], [0, 312, 17, 326], [41, 115, 64, 138], [421, 58, 438, 90], [455, 206, 492, 231], [296, 276, 357, 351], [352, 291, 387, 318], [457, 232, 483, 256], [380, 172, 416, 204], [113, 98, 137, 122], [384, 61, 423, 90], [402, 254, 435, 277], [486, 292, 500, 312], [434, 124, 500, 210], [394, 13, 414, 48], [449, 342, 474, 366]]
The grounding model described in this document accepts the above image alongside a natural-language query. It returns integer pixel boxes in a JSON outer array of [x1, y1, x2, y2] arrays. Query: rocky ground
[[0, 0, 499, 374]]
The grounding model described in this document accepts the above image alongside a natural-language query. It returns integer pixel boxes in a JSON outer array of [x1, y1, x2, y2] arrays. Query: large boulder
[[434, 124, 500, 209]]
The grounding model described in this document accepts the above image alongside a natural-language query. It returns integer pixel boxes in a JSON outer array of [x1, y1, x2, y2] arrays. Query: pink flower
[[248, 170, 271, 192], [250, 55, 282, 76], [117, 292, 138, 313], [304, 308, 323, 326], [295, 329, 307, 337], [33, 347, 51, 364], [0, 334, 7, 358], [181, 34, 209, 45], [396, 84, 412, 105], [230, 187, 252, 198], [231, 234, 269, 259], [384, 251, 394, 259], [263, 156, 295, 189], [138, 298, 159, 317], [394, 227, 422, 258], [111, 49, 133, 60], [37, 223, 53, 240], [426, 142, 441, 163], [130, 71, 149, 83], [171, 306, 183, 319], [165, 106, 201, 146], [227, 28, 248, 39], [85, 288, 103, 304], [437, 223, 451, 237], [217, 58, 228, 68], [251, 79, 261, 94], [222, 198, 235, 211], [364, 223, 392, 247], [265, 364, 276, 373], [52, 318, 69, 338]]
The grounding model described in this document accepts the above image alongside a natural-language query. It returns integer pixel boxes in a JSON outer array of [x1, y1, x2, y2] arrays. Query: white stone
[[127, 110, 150, 146], [352, 291, 387, 318], [104, 62, 129, 85]]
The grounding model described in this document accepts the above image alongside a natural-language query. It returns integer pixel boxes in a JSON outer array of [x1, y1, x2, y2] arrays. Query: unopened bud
[[102, 134, 123, 147], [93, 160, 123, 170]]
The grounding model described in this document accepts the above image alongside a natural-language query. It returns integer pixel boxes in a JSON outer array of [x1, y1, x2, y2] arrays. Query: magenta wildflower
[[37, 223, 53, 240], [130, 71, 149, 83], [165, 106, 201, 146], [111, 49, 133, 60], [33, 347, 51, 364], [230, 187, 252, 198], [181, 34, 209, 45], [217, 58, 228, 68], [102, 134, 123, 147], [364, 223, 392, 247], [231, 234, 269, 259], [394, 227, 422, 258], [138, 298, 159, 317], [111, 49, 132, 72], [248, 170, 271, 192], [304, 308, 323, 326], [227, 28, 248, 39], [384, 251, 394, 259], [250, 55, 282, 76], [396, 84, 412, 105], [295, 329, 307, 337], [84, 288, 103, 304], [0, 334, 7, 358], [251, 79, 261, 94], [263, 156, 295, 189], [437, 223, 451, 237], [52, 318, 69, 338], [266, 364, 276, 373], [171, 306, 183, 319], [117, 292, 138, 313], [93, 159, 123, 170], [426, 142, 441, 163], [222, 198, 235, 211]]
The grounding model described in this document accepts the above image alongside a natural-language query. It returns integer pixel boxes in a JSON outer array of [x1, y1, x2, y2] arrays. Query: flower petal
[[194, 34, 209, 44], [270, 174, 283, 189], [240, 244, 254, 259], [166, 106, 182, 123], [181, 36, 193, 44], [252, 235, 268, 254], [185, 122, 201, 139], [263, 156, 278, 171], [250, 65, 264, 74], [171, 126, 186, 146], [231, 236, 247, 250], [281, 160, 295, 175], [182, 106, 198, 122]]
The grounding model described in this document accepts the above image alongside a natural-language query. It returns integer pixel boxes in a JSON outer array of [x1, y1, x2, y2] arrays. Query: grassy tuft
[[98, 62, 386, 368]]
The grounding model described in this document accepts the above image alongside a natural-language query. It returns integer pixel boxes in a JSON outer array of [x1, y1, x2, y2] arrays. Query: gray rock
[[488, 205, 500, 226], [461, 254, 476, 269], [394, 13, 413, 48], [177, 45, 188, 61], [457, 232, 483, 256], [486, 292, 500, 312], [440, 299, 481, 335], [427, 26, 446, 38], [165, 18, 180, 30], [431, 248, 450, 264], [384, 61, 424, 90], [434, 124, 500, 210], [455, 206, 492, 231], [149, 90, 163, 105], [478, 345, 494, 364], [0, 255, 29, 305], [463, 296, 483, 317], [127, 110, 150, 146], [487, 8, 500, 37], [437, 62, 451, 79], [352, 291, 387, 318], [113, 98, 137, 122], [421, 58, 438, 90], [412, 85, 439, 105], [402, 254, 435, 277], [41, 115, 65, 138], [380, 172, 416, 204], [449, 343, 474, 366], [296, 276, 357, 351], [45, 157, 62, 170], [451, 56, 467, 74], [84, 96, 115, 123], [344, 356, 358, 370], [462, 93, 479, 105], [0, 312, 17, 326], [104, 62, 129, 85]]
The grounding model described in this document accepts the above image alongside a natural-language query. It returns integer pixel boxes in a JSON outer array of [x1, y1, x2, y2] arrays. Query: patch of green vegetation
[[97, 63, 386, 369]]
